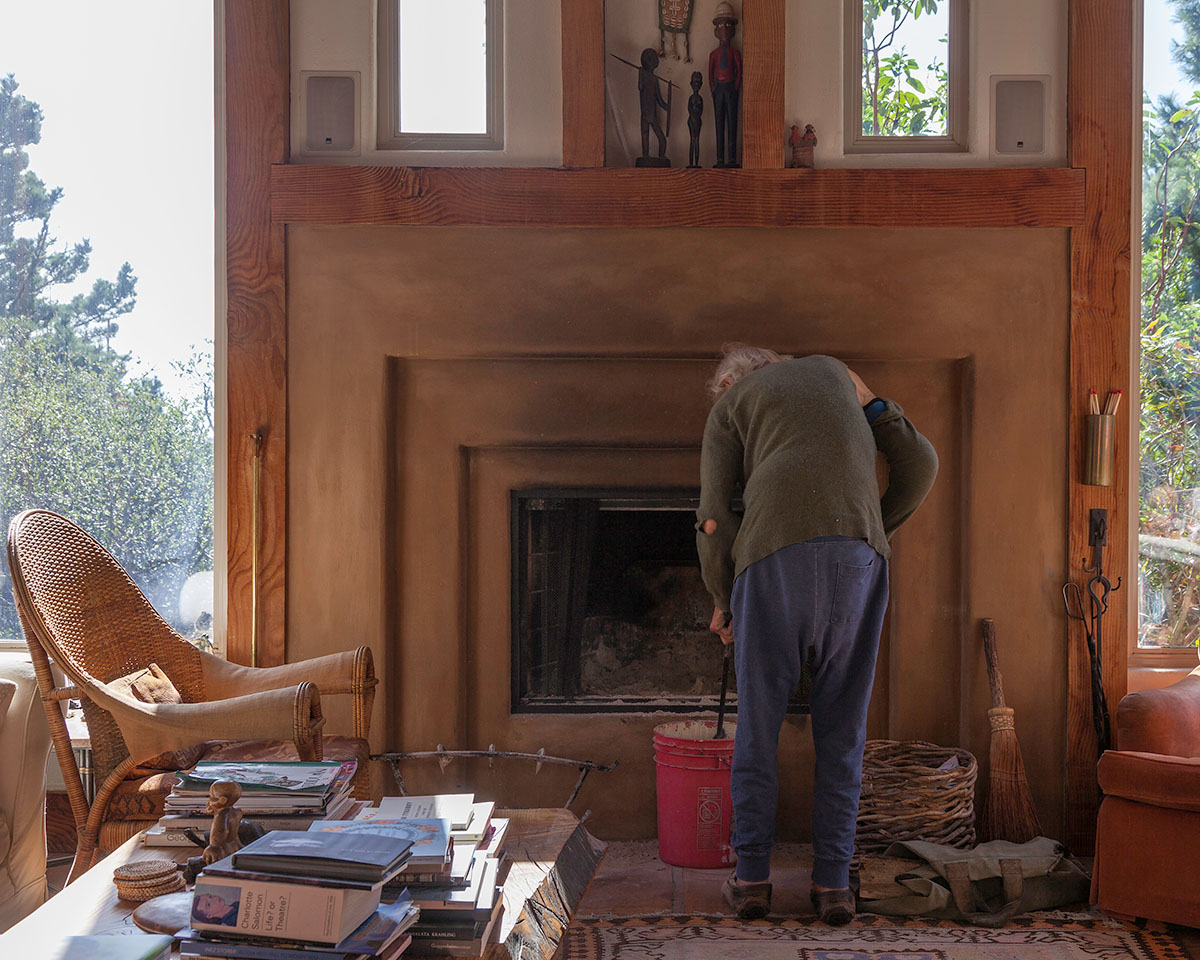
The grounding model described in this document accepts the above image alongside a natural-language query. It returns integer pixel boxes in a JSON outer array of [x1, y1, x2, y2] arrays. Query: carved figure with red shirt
[[708, 2, 742, 168]]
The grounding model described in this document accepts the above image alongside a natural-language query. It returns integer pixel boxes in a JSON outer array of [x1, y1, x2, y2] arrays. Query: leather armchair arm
[[200, 647, 376, 740], [90, 682, 325, 767], [1098, 749, 1200, 812], [1116, 666, 1200, 756]]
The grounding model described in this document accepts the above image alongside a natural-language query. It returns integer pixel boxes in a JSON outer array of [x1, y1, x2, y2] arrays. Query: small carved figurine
[[637, 48, 671, 166], [203, 780, 244, 865], [709, 2, 742, 168], [687, 72, 704, 168], [789, 123, 817, 168]]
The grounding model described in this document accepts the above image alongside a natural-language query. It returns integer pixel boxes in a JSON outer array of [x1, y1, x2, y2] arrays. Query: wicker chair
[[6, 510, 378, 883]]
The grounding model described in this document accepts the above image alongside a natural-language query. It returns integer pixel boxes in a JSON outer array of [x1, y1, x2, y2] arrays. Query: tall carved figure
[[708, 2, 742, 168]]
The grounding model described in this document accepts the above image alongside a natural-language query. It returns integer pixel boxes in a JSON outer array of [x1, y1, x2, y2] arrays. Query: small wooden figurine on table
[[789, 124, 817, 168], [687, 71, 704, 168], [203, 780, 244, 864], [184, 779, 249, 882], [709, 2, 742, 168]]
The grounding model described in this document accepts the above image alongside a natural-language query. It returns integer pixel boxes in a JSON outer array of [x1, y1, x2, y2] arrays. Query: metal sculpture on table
[[659, 0, 696, 62], [374, 745, 618, 816], [611, 50, 679, 167], [709, 1, 742, 168]]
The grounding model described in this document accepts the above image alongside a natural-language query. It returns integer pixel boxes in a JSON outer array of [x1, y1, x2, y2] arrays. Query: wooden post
[[562, 0, 606, 168], [1065, 0, 1135, 853], [225, 0, 290, 667], [741, 0, 786, 168]]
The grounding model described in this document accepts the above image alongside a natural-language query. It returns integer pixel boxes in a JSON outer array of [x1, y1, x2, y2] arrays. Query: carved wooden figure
[[789, 124, 817, 168], [687, 72, 704, 168], [202, 780, 244, 865], [709, 2, 742, 168]]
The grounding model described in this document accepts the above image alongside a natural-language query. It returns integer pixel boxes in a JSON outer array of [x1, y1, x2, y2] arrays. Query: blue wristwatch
[[863, 398, 887, 425]]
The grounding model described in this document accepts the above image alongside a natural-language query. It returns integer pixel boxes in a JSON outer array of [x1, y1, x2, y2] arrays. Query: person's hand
[[846, 367, 876, 407], [710, 605, 734, 645]]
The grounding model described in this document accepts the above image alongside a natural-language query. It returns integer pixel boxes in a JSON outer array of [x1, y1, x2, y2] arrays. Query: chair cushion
[[106, 736, 371, 821], [110, 663, 205, 772], [1097, 750, 1200, 812]]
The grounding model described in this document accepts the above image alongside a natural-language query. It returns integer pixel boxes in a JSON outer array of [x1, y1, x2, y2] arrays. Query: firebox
[[510, 488, 812, 714]]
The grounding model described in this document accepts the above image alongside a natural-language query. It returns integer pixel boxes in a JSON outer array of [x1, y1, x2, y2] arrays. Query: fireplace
[[510, 487, 813, 714]]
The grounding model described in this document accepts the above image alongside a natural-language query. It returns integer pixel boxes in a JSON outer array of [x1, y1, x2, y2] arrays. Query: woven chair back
[[6, 509, 206, 781]]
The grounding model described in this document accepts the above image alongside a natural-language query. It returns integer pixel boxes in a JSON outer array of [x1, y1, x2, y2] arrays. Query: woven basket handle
[[982, 618, 1007, 710]]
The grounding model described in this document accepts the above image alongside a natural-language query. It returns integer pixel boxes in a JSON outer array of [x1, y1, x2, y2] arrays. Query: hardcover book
[[190, 874, 381, 945], [309, 818, 451, 867], [232, 830, 412, 883], [376, 793, 476, 830]]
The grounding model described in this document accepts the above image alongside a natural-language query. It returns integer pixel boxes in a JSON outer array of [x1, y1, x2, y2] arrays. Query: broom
[[979, 618, 1043, 843]]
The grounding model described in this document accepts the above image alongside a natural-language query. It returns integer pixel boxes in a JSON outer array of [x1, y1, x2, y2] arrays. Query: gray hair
[[707, 343, 791, 399]]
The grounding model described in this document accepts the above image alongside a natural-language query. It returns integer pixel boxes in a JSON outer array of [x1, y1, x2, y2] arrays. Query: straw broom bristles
[[979, 618, 1044, 843]]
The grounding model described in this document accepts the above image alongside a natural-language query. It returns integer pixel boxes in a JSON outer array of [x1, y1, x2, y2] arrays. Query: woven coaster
[[113, 859, 182, 883], [116, 873, 187, 902]]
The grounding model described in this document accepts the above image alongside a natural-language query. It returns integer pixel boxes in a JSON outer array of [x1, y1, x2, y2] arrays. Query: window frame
[[843, 0, 969, 154], [376, 0, 504, 152]]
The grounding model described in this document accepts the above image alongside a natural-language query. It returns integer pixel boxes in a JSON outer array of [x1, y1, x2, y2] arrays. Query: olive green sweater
[[697, 355, 939, 612]]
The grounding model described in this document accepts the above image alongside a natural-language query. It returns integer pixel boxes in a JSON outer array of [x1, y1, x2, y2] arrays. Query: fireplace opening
[[511, 488, 812, 714]]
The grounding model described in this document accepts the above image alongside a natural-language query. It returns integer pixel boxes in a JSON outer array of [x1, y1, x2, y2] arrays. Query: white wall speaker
[[302, 71, 360, 155], [991, 76, 1048, 157]]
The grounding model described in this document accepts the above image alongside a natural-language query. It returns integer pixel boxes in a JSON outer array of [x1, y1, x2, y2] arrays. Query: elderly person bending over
[[697, 345, 937, 924]]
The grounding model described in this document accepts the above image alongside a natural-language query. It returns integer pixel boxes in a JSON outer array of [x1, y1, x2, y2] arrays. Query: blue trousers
[[729, 537, 889, 888]]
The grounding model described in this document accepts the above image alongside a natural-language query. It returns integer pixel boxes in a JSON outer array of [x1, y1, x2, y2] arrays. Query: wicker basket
[[855, 739, 978, 853]]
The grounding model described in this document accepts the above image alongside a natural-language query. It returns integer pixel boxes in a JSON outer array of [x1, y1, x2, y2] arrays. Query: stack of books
[[179, 830, 419, 960], [311, 794, 509, 956], [147, 760, 365, 846]]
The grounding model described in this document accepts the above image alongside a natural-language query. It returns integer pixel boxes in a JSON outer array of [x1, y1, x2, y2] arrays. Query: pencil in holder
[[1084, 414, 1115, 486]]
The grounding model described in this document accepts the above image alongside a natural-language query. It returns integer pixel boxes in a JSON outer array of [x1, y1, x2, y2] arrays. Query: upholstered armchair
[[0, 652, 51, 932], [1091, 665, 1200, 926], [7, 510, 378, 883]]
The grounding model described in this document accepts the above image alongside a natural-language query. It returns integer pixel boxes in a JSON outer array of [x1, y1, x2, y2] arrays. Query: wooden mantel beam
[[271, 164, 1085, 228]]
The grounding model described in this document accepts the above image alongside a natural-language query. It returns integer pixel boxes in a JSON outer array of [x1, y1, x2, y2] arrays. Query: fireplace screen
[[511, 487, 810, 714]]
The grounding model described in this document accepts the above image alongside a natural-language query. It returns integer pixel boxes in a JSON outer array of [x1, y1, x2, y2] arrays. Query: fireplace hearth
[[510, 488, 813, 714]]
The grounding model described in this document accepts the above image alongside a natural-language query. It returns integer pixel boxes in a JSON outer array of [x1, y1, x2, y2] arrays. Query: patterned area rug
[[561, 912, 1190, 960]]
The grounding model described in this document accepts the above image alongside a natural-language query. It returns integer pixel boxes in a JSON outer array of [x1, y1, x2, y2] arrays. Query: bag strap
[[946, 859, 1025, 928]]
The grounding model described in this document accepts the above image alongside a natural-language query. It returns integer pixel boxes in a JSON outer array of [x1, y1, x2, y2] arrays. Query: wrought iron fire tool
[[715, 611, 732, 739], [1061, 509, 1121, 757], [372, 745, 618, 813]]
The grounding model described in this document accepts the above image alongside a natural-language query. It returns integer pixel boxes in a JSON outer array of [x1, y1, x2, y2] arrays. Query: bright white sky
[[1146, 0, 1192, 103], [400, 0, 488, 133], [0, 0, 213, 398]]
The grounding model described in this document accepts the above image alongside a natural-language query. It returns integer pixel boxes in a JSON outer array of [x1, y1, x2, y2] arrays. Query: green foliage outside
[[0, 75, 213, 642], [1140, 0, 1200, 647], [861, 0, 949, 137]]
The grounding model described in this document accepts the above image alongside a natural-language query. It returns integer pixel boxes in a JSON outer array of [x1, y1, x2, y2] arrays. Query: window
[[0, 3, 216, 652], [843, 0, 968, 153], [377, 0, 504, 151], [1138, 0, 1200, 654]]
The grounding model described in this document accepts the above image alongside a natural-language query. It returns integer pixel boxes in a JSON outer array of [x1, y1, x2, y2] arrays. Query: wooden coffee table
[[1, 808, 604, 959]]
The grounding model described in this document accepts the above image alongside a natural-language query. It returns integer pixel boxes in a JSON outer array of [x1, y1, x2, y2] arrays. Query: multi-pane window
[[377, 0, 504, 150], [844, 0, 968, 152]]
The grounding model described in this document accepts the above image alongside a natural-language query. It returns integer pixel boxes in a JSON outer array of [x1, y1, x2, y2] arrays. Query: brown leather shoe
[[811, 886, 855, 925], [722, 873, 772, 920]]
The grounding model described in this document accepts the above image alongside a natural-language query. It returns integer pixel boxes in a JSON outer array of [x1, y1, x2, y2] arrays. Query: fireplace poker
[[715, 612, 732, 739]]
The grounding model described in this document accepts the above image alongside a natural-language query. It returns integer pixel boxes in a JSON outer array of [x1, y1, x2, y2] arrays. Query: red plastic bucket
[[653, 719, 737, 868]]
